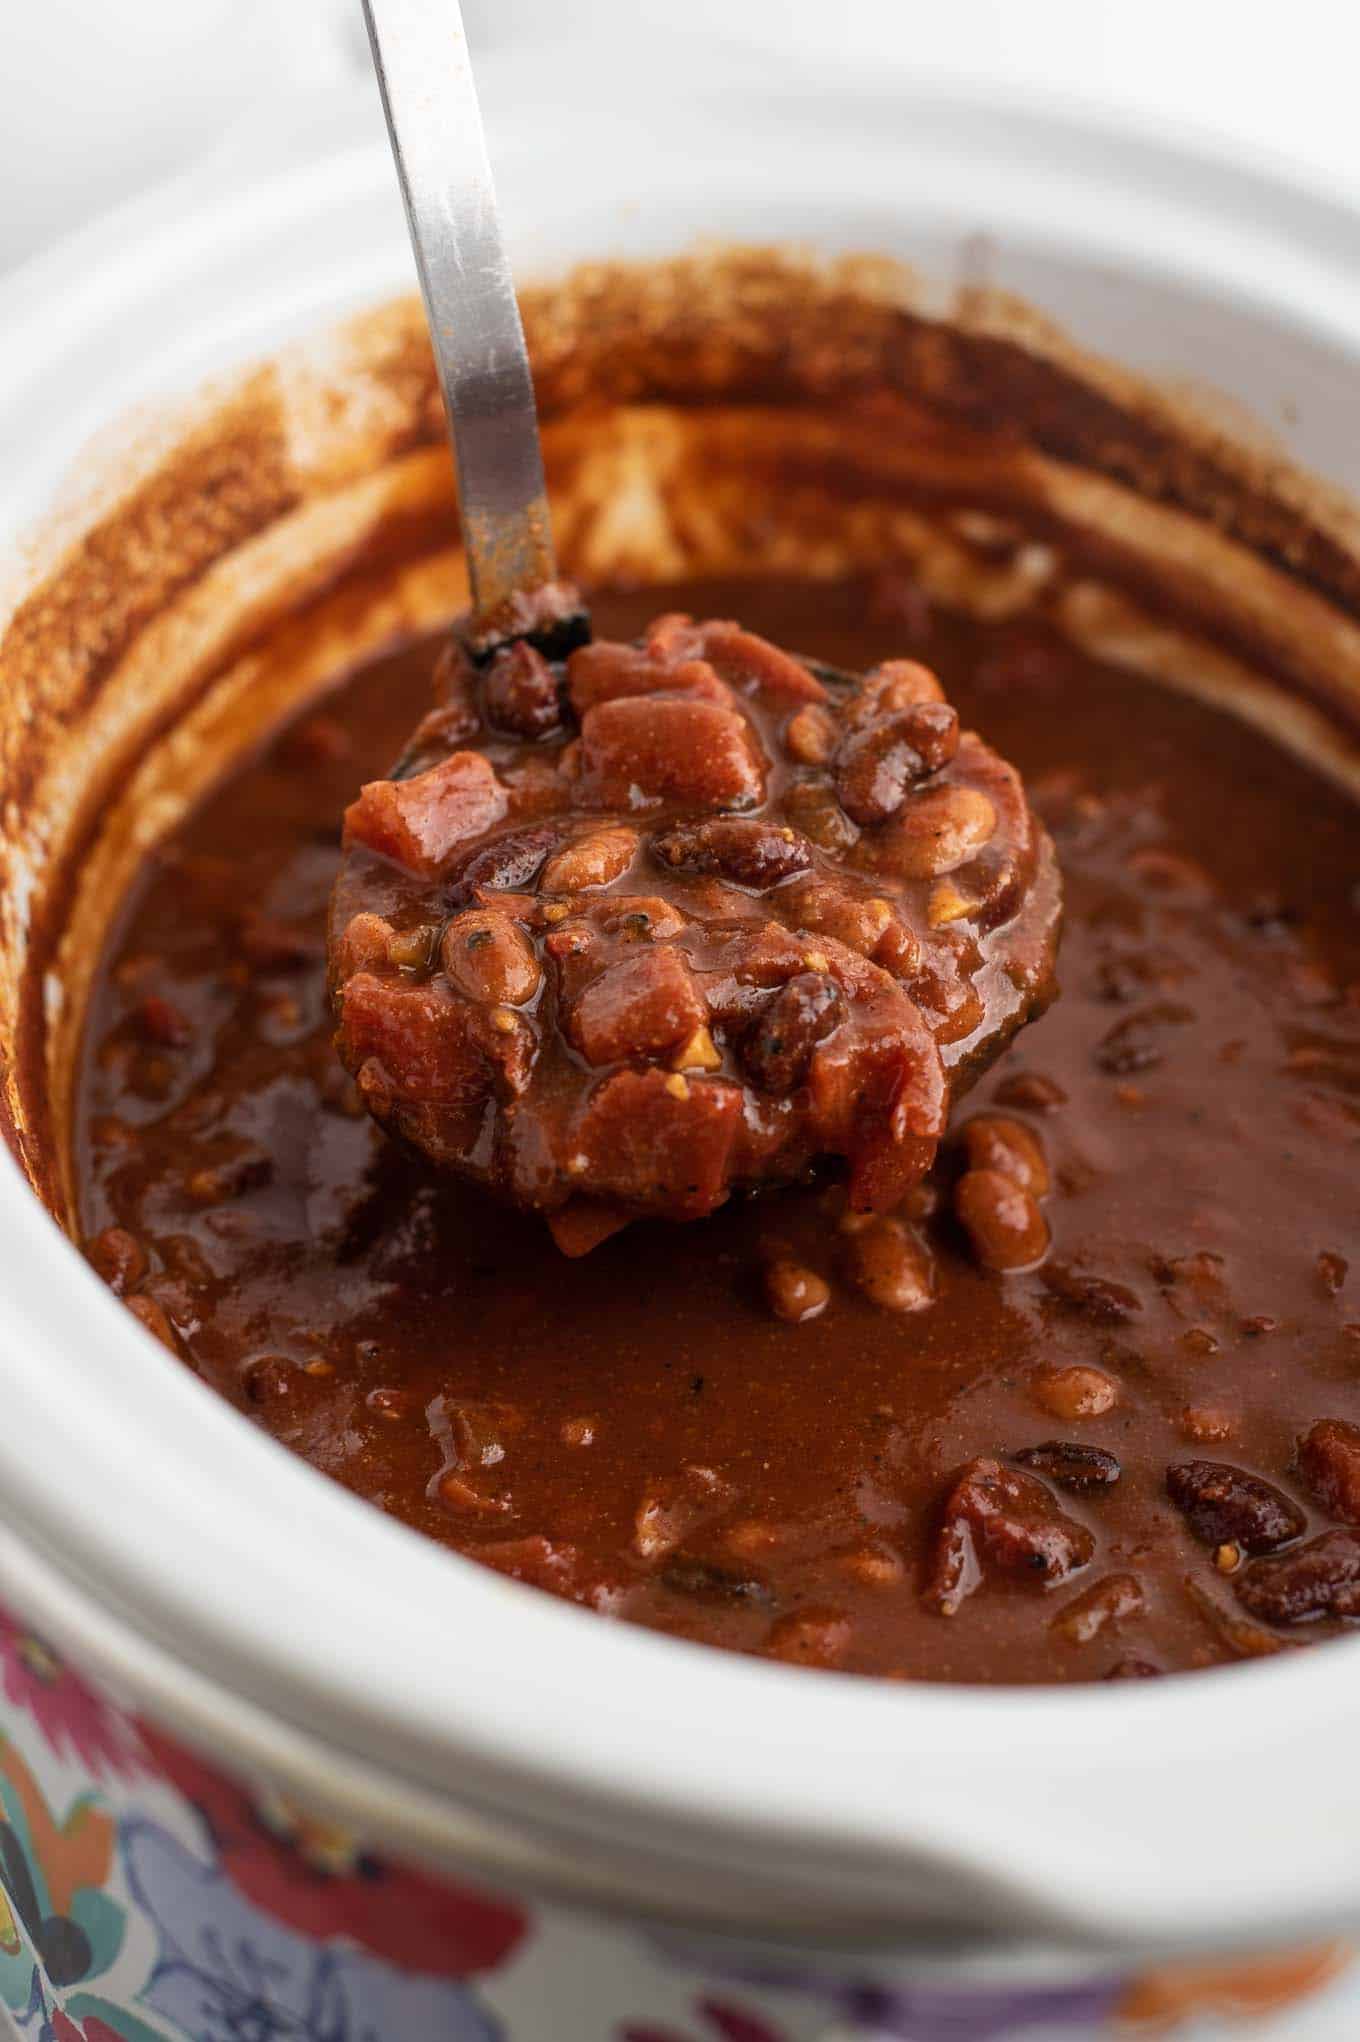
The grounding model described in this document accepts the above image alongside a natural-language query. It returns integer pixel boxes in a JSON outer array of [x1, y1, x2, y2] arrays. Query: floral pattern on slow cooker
[[136, 1723, 527, 1980], [0, 1734, 142, 2038], [0, 1603, 1356, 2042], [120, 1816, 503, 2042], [0, 1616, 146, 1783]]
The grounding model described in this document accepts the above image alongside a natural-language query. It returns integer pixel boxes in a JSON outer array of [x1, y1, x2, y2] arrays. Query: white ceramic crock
[[2, 37, 1360, 2042]]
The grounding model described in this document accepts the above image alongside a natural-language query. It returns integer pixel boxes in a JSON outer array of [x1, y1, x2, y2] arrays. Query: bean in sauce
[[75, 577, 1360, 1683]]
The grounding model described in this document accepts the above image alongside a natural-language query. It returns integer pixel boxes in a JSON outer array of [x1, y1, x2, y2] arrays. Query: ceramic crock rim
[[3, 50, 1360, 1957]]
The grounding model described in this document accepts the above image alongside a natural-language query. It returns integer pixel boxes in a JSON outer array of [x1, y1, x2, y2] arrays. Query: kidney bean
[[1015, 1442, 1121, 1492], [835, 700, 961, 825], [652, 817, 813, 891], [1041, 1263, 1142, 1321], [784, 703, 838, 765], [742, 972, 848, 1094], [86, 1225, 148, 1296], [1297, 1419, 1360, 1524], [764, 1609, 852, 1667], [440, 911, 541, 1007], [955, 1168, 1049, 1271], [926, 1457, 1094, 1614], [1051, 1572, 1145, 1645], [1030, 1364, 1119, 1422], [1166, 1461, 1306, 1555], [344, 750, 508, 879], [961, 1113, 1050, 1196], [765, 1260, 831, 1324], [844, 1215, 935, 1313], [482, 641, 565, 738], [448, 824, 560, 903], [994, 1070, 1067, 1111], [1235, 1530, 1360, 1625], [540, 826, 638, 893], [1094, 1002, 1195, 1075]]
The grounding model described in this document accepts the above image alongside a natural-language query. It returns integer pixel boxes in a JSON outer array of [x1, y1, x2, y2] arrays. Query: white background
[[2, 0, 1359, 280]]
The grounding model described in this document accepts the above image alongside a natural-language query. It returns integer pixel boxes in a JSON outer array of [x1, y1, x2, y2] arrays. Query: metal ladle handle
[[361, 0, 559, 636]]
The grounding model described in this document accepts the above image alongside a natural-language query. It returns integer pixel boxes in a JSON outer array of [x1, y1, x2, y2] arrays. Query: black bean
[[1166, 1461, 1306, 1555], [482, 641, 565, 739], [1094, 1001, 1195, 1075], [651, 817, 813, 889], [1235, 1529, 1360, 1625], [742, 973, 848, 1094], [1041, 1263, 1142, 1322], [446, 826, 560, 905], [1015, 1442, 1122, 1493], [834, 700, 959, 825], [659, 1558, 773, 1606]]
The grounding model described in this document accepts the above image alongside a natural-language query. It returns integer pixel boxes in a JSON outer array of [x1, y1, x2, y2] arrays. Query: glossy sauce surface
[[76, 578, 1360, 1682]]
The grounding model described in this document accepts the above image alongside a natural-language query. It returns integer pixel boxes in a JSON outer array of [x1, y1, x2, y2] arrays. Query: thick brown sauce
[[76, 578, 1360, 1683]]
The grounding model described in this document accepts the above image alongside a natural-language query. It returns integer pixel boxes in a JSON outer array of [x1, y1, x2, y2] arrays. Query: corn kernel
[[673, 1026, 722, 1072]]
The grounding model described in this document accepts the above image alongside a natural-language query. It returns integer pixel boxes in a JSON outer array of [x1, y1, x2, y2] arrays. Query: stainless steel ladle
[[361, 0, 588, 660]]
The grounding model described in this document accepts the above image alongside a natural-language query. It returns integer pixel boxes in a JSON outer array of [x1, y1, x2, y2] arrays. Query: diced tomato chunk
[[337, 972, 493, 1108], [572, 1069, 742, 1217], [343, 751, 507, 878], [569, 946, 708, 1066], [577, 697, 765, 811]]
